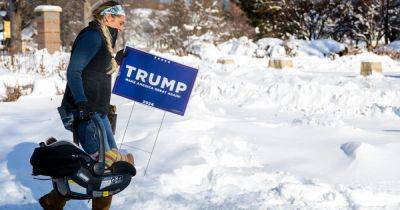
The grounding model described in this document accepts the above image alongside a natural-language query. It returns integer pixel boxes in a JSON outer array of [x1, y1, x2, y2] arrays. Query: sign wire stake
[[144, 112, 167, 176], [119, 102, 136, 150], [121, 143, 152, 154]]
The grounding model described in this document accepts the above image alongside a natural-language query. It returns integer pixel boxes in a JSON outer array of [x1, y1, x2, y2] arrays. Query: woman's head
[[92, 1, 126, 32], [91, 1, 125, 74]]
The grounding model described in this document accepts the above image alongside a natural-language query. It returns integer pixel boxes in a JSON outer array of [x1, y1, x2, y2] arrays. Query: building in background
[[0, 1, 10, 51]]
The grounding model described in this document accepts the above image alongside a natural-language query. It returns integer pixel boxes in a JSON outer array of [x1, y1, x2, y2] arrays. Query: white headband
[[100, 5, 125, 16]]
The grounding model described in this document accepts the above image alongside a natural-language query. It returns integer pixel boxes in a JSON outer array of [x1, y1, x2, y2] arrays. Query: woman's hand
[[115, 49, 127, 65], [77, 101, 91, 121]]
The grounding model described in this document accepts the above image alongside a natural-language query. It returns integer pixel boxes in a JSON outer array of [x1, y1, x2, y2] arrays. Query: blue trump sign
[[113, 47, 198, 116]]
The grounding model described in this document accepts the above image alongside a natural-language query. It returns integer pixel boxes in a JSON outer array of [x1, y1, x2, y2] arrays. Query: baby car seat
[[30, 116, 136, 199]]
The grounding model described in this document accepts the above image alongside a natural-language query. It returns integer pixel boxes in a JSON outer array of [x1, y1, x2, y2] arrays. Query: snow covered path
[[2, 55, 400, 209]]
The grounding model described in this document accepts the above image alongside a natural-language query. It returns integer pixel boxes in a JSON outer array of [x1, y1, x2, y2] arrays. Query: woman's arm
[[66, 30, 102, 104]]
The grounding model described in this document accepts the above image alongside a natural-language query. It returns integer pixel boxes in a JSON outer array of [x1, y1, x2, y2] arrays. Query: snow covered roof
[[34, 5, 62, 13]]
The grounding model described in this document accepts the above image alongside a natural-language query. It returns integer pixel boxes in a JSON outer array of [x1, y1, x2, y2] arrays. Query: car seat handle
[[91, 115, 106, 176]]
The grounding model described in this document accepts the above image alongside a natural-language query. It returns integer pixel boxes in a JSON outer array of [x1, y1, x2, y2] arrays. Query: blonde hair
[[92, 1, 121, 75]]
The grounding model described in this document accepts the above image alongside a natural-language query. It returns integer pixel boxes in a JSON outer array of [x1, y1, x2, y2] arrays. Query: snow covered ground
[[1, 39, 400, 209]]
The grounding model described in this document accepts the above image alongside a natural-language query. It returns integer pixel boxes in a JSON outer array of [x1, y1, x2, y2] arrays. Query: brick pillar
[[34, 5, 62, 54]]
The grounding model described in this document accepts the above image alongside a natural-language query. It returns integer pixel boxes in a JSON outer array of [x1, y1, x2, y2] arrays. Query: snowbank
[[0, 49, 68, 101], [2, 36, 400, 209], [256, 38, 285, 49], [185, 40, 220, 61], [256, 38, 286, 58], [310, 39, 347, 55], [388, 41, 400, 52], [186, 36, 348, 60], [286, 39, 346, 58], [193, 55, 400, 124], [217, 37, 258, 57]]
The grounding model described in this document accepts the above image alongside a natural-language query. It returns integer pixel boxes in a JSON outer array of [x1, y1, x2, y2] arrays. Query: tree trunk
[[383, 0, 390, 44], [83, 0, 92, 26], [9, 0, 23, 54]]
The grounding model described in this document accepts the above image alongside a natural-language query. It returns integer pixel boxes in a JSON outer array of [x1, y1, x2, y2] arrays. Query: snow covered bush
[[254, 38, 347, 58], [388, 41, 400, 52], [157, 0, 254, 53], [0, 50, 69, 76], [0, 50, 69, 102], [3, 84, 33, 102], [374, 41, 400, 60], [185, 35, 349, 60], [234, 0, 400, 51]]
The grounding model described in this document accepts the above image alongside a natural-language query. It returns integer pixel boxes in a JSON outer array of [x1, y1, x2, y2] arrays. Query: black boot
[[92, 196, 113, 210], [39, 190, 68, 210]]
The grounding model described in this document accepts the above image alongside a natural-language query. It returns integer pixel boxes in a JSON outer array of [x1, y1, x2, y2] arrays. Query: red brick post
[[34, 5, 62, 54]]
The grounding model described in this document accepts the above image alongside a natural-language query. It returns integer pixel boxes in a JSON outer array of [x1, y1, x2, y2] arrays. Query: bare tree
[[9, 0, 30, 54], [223, 3, 255, 39], [158, 0, 190, 50]]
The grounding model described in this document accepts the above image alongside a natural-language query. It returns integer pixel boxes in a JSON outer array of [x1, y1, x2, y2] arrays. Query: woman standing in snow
[[39, 1, 128, 210]]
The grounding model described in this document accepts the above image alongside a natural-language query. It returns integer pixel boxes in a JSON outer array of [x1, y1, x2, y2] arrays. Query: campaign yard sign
[[112, 47, 198, 116]]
